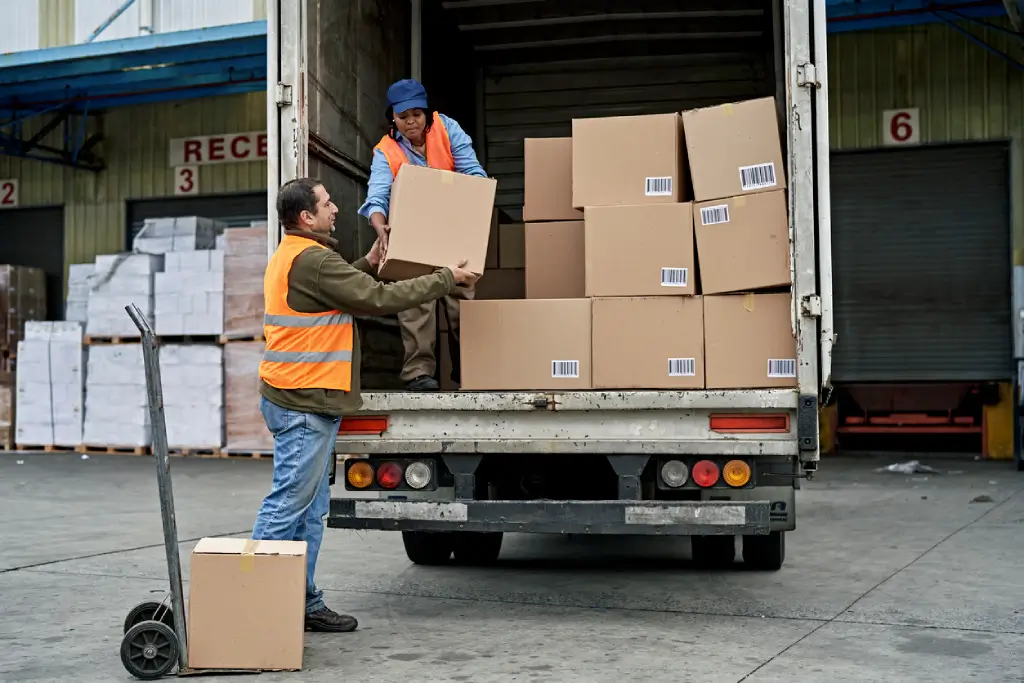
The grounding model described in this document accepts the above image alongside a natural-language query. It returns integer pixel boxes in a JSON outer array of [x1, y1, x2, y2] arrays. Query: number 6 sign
[[882, 108, 920, 146], [174, 165, 199, 196]]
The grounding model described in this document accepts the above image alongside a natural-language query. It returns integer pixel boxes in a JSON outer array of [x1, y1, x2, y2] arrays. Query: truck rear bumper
[[327, 499, 771, 536]]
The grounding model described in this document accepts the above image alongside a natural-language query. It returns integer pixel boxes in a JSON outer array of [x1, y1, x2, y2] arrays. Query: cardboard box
[[461, 299, 592, 390], [525, 221, 585, 299], [682, 97, 786, 202], [584, 204, 694, 297], [694, 190, 790, 294], [703, 293, 797, 389], [486, 210, 499, 269], [572, 113, 683, 208], [499, 223, 525, 268], [592, 297, 705, 389], [476, 268, 525, 300], [523, 138, 583, 221], [188, 538, 306, 671], [379, 165, 497, 280]]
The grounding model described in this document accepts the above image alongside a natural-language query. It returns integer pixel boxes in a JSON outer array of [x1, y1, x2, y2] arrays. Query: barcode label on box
[[551, 360, 580, 379], [645, 176, 673, 196], [668, 358, 696, 377], [700, 204, 731, 225], [739, 163, 777, 191], [767, 359, 797, 378], [661, 267, 688, 287]]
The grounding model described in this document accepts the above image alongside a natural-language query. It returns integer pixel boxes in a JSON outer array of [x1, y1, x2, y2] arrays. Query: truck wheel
[[743, 531, 785, 570], [453, 532, 503, 566], [402, 531, 455, 566], [690, 535, 735, 569]]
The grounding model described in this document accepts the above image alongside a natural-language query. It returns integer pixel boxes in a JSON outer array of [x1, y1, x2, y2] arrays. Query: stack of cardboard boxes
[[459, 96, 796, 391]]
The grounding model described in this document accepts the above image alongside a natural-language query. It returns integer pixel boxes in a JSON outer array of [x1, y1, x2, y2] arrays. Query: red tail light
[[376, 462, 403, 489], [339, 416, 389, 435], [691, 460, 720, 487]]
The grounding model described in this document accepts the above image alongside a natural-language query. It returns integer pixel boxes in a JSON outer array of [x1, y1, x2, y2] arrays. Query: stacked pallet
[[16, 322, 85, 449]]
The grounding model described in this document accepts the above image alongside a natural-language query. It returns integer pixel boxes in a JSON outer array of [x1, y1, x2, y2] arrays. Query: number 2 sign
[[174, 165, 199, 196], [0, 179, 18, 208], [882, 108, 920, 146]]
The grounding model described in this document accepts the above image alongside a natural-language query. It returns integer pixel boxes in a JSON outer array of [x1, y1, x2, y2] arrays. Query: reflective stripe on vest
[[258, 234, 354, 392], [374, 111, 454, 178]]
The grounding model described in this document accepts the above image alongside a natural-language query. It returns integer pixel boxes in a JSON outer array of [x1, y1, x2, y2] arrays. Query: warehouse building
[[1, 0, 1021, 460]]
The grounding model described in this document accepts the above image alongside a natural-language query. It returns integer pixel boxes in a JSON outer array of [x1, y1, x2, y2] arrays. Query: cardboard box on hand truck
[[378, 165, 497, 281], [187, 538, 307, 671]]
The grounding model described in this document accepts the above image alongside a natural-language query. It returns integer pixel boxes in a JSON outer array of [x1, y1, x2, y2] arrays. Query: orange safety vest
[[259, 234, 354, 392], [374, 111, 455, 177]]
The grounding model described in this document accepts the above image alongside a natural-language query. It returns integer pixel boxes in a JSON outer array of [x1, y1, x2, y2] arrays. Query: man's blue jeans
[[252, 396, 340, 615]]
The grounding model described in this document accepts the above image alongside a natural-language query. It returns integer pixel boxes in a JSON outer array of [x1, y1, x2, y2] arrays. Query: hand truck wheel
[[120, 619, 179, 680], [123, 599, 175, 634]]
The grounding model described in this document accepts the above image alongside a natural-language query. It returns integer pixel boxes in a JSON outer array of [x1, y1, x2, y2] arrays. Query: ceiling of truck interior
[[439, 0, 777, 219]]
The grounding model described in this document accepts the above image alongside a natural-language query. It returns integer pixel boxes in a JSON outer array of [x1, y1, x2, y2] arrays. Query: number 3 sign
[[174, 165, 199, 196], [882, 108, 920, 146]]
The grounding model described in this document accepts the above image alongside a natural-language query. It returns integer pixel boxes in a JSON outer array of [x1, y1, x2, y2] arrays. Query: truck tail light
[[692, 460, 720, 487], [709, 414, 789, 433], [376, 462, 403, 489], [404, 461, 432, 489], [660, 460, 689, 488], [347, 461, 374, 489], [722, 460, 752, 487]]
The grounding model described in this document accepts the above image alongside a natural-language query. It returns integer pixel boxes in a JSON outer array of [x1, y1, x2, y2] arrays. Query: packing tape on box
[[734, 196, 746, 207], [441, 173, 454, 185], [240, 538, 259, 572], [722, 103, 735, 117], [743, 293, 756, 312]]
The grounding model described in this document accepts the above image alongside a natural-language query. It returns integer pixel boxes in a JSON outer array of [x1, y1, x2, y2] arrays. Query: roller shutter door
[[0, 206, 65, 320], [831, 143, 1012, 383], [125, 193, 267, 248]]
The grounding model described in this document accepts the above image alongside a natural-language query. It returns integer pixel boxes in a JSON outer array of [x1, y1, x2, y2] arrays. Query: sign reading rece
[[168, 132, 267, 167]]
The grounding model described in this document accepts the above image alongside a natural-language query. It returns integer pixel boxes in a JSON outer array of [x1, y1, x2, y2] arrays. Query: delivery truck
[[266, 0, 835, 570]]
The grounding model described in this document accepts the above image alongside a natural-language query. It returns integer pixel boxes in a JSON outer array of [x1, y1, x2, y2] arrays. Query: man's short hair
[[277, 178, 322, 229]]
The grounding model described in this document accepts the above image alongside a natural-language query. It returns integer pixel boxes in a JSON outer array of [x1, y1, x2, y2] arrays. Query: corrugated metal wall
[[0, 0, 265, 51], [0, 92, 267, 277], [827, 18, 1024, 255]]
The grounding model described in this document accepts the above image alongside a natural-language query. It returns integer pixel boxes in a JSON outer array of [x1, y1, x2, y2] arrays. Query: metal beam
[[0, 107, 105, 172], [86, 0, 139, 43]]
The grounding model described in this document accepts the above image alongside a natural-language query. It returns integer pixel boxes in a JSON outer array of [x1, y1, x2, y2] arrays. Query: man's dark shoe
[[305, 606, 358, 633], [406, 374, 439, 391]]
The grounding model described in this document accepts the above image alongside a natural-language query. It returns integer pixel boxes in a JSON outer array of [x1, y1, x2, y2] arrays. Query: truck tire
[[402, 531, 455, 566], [690, 535, 735, 569], [453, 532, 503, 566], [743, 531, 785, 570]]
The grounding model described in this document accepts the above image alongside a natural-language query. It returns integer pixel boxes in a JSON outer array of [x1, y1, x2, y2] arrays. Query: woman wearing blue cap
[[358, 78, 488, 391]]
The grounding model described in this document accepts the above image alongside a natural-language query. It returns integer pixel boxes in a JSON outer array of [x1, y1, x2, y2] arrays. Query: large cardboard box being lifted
[[461, 299, 592, 390], [187, 538, 306, 671], [682, 97, 786, 202], [572, 113, 684, 208], [379, 165, 497, 280]]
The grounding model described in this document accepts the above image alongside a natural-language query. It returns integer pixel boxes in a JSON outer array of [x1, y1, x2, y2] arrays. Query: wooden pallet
[[168, 447, 222, 458], [218, 334, 265, 344], [77, 444, 151, 456], [220, 450, 273, 460], [158, 335, 222, 345], [14, 444, 77, 453], [83, 335, 142, 345]]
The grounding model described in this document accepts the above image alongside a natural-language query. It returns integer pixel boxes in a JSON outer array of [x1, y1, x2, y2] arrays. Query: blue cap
[[386, 79, 429, 115]]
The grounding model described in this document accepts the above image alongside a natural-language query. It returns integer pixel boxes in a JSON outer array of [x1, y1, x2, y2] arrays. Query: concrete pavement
[[1, 453, 1021, 682]]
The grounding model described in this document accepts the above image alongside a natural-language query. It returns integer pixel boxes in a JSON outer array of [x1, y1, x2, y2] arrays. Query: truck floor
[[1, 453, 1021, 682]]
